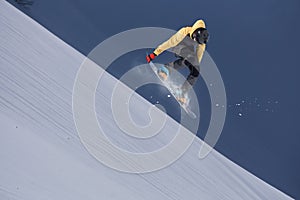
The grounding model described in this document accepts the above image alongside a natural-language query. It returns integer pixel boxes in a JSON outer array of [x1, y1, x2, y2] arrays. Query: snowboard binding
[[174, 88, 187, 105], [157, 65, 169, 81]]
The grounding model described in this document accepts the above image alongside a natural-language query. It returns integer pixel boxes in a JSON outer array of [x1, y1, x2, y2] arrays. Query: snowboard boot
[[177, 97, 187, 105], [174, 88, 187, 105], [157, 65, 169, 81]]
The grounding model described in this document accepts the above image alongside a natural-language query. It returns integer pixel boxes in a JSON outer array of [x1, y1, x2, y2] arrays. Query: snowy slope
[[0, 1, 293, 199]]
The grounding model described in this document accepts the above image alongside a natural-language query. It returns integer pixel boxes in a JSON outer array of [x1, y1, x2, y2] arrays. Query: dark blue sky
[[7, 0, 300, 198]]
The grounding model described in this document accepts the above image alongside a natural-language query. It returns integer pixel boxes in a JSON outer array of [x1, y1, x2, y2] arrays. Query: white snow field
[[0, 1, 293, 199]]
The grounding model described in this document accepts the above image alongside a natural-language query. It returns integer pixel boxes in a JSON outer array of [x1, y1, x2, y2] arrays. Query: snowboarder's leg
[[158, 56, 185, 81], [180, 60, 200, 99], [165, 56, 186, 71]]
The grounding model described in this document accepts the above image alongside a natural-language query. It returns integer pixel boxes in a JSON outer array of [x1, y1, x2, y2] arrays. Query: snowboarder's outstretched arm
[[153, 28, 188, 56], [146, 28, 187, 63]]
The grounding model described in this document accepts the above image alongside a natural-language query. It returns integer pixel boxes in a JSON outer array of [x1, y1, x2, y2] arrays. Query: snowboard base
[[149, 61, 196, 119]]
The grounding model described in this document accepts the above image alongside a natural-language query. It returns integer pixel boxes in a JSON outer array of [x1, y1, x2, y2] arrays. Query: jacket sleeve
[[196, 44, 206, 64], [153, 27, 188, 56]]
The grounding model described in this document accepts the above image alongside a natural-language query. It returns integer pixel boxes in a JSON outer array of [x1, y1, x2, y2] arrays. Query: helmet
[[192, 28, 209, 44]]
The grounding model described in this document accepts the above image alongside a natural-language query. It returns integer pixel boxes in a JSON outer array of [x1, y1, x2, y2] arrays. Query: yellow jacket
[[153, 20, 206, 64]]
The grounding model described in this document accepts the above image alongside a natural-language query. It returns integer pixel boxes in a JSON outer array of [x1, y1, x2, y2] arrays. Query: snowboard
[[149, 61, 196, 119]]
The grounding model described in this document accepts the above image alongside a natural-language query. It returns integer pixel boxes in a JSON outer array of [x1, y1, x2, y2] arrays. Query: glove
[[146, 53, 157, 63]]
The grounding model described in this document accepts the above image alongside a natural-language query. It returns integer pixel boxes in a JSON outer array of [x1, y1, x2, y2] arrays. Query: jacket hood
[[190, 20, 206, 35]]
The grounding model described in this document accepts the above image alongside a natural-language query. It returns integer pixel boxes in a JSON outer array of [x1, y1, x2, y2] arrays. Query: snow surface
[[0, 1, 293, 199]]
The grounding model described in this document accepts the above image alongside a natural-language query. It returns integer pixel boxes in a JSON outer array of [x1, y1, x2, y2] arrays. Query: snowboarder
[[146, 19, 209, 104]]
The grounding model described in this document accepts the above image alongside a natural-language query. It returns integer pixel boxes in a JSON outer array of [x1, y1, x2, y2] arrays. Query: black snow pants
[[165, 55, 200, 94]]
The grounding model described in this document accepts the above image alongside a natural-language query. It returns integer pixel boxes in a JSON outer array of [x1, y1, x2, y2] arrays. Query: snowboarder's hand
[[146, 53, 156, 63]]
